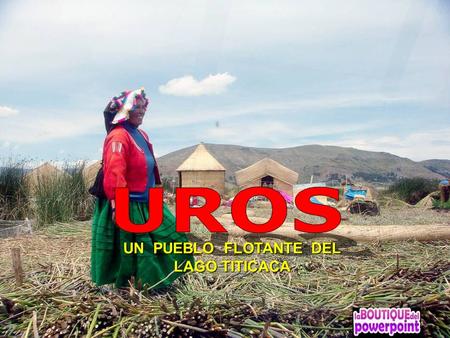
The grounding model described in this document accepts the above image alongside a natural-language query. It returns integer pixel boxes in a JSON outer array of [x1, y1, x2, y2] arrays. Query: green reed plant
[[433, 199, 450, 209], [0, 159, 30, 220], [33, 161, 94, 227], [67, 162, 95, 221], [386, 177, 439, 205]]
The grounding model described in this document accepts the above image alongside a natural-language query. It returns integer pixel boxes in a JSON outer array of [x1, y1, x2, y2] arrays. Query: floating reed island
[[1, 221, 449, 337]]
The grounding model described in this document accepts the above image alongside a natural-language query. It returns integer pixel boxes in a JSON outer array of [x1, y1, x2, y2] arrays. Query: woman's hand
[[111, 200, 116, 222]]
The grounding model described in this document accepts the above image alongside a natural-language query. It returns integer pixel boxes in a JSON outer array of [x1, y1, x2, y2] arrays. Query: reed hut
[[235, 158, 298, 195], [83, 160, 102, 188], [176, 144, 226, 195], [25, 162, 67, 194]]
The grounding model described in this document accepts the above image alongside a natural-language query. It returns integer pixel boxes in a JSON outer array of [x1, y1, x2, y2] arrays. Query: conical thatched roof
[[25, 162, 65, 179], [176, 144, 226, 171], [83, 160, 102, 187], [235, 158, 298, 186], [25, 162, 67, 192]]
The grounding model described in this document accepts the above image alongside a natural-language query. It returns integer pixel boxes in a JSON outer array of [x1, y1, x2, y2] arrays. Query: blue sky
[[0, 0, 449, 163]]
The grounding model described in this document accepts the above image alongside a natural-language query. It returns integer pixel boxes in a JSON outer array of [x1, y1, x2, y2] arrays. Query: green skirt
[[91, 198, 195, 289]]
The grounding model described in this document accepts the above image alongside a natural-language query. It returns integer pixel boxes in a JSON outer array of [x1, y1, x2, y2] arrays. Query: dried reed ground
[[0, 206, 449, 337]]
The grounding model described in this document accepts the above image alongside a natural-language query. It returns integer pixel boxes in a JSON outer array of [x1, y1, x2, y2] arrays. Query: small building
[[235, 158, 299, 195], [176, 144, 226, 195], [83, 160, 102, 188]]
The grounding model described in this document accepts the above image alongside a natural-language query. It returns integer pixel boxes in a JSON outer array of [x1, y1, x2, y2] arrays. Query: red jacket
[[102, 125, 161, 201]]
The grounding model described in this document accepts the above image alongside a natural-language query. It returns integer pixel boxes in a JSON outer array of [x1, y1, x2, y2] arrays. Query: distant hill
[[157, 144, 448, 185], [420, 159, 450, 178]]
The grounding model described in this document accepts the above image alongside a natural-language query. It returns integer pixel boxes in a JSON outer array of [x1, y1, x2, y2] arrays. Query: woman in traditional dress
[[91, 88, 194, 290]]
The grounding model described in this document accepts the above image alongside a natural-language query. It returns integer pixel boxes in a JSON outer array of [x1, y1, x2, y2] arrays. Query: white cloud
[[202, 120, 376, 149], [146, 93, 425, 129], [0, 106, 19, 117], [0, 0, 448, 109], [325, 128, 450, 161], [205, 121, 295, 146], [0, 111, 101, 144], [159, 73, 236, 96], [0, 0, 447, 162]]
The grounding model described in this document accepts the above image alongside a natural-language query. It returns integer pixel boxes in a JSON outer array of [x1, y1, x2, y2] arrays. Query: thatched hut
[[25, 162, 67, 194], [176, 144, 226, 195], [235, 158, 299, 195], [83, 160, 102, 188]]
